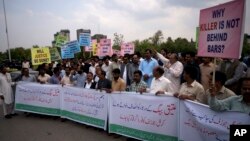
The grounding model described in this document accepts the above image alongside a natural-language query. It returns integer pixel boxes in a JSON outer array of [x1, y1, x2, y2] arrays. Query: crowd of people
[[1, 49, 250, 119]]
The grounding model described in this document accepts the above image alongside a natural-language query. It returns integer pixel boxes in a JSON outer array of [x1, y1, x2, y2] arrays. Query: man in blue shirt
[[139, 49, 158, 87], [70, 66, 86, 87]]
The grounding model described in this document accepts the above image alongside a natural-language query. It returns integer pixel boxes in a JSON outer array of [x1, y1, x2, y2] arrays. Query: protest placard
[[99, 39, 112, 56], [61, 46, 74, 59], [198, 0, 245, 59], [120, 42, 135, 56], [64, 40, 81, 54], [55, 34, 67, 47], [79, 33, 91, 47], [31, 47, 51, 65], [49, 48, 61, 61]]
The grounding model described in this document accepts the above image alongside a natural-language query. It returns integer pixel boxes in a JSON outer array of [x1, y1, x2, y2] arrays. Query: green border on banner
[[15, 103, 60, 115], [61, 110, 105, 128], [109, 124, 178, 141]]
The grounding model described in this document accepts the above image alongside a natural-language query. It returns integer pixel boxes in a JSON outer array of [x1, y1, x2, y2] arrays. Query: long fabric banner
[[109, 93, 178, 141], [15, 82, 61, 116], [15, 83, 250, 141], [61, 87, 108, 129], [179, 100, 250, 141]]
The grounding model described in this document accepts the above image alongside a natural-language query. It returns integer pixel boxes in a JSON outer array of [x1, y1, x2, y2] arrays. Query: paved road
[[0, 108, 127, 141]]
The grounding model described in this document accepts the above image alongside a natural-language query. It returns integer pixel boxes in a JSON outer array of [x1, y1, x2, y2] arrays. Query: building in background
[[91, 34, 107, 42]]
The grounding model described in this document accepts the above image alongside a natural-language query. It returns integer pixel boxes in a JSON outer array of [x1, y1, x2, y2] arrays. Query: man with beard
[[209, 77, 250, 114]]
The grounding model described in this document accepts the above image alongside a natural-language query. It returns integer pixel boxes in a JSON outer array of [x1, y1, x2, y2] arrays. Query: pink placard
[[198, 0, 245, 59], [120, 42, 135, 56], [99, 39, 112, 56]]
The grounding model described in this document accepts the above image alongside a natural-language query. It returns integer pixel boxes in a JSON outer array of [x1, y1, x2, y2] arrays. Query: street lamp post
[[3, 0, 11, 62]]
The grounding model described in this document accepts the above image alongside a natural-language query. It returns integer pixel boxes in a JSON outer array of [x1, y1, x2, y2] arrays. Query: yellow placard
[[92, 42, 98, 56], [31, 47, 51, 65]]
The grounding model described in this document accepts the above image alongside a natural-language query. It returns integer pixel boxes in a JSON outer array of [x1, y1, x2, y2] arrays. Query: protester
[[199, 57, 216, 91], [20, 68, 36, 82], [37, 68, 51, 84], [204, 71, 236, 105], [22, 59, 30, 69], [0, 65, 16, 119], [70, 65, 86, 87], [139, 49, 158, 87], [96, 70, 112, 91], [156, 50, 183, 93], [84, 72, 96, 89], [129, 70, 148, 93], [111, 68, 126, 92], [128, 54, 140, 86], [217, 59, 247, 93], [49, 67, 61, 84], [120, 55, 130, 86], [174, 65, 206, 104], [149, 66, 174, 95], [181, 52, 201, 83], [108, 54, 120, 80], [209, 77, 250, 114], [61, 67, 73, 86]]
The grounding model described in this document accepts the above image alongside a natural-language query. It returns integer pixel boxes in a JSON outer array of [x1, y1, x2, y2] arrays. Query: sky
[[0, 0, 250, 52]]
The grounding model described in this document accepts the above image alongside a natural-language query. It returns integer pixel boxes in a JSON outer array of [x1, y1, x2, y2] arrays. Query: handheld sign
[[120, 42, 135, 56], [55, 34, 67, 47], [64, 40, 81, 54], [99, 39, 112, 56], [61, 46, 74, 59], [79, 33, 91, 47], [49, 48, 61, 61], [31, 47, 51, 65], [198, 0, 245, 59]]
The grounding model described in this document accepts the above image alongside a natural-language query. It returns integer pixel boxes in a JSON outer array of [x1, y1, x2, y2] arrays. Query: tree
[[134, 39, 152, 54], [149, 30, 163, 46], [0, 51, 7, 62], [112, 33, 124, 50]]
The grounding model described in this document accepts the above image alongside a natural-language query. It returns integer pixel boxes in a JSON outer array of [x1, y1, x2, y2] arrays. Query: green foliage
[[10, 47, 31, 61], [0, 52, 7, 62], [134, 30, 197, 54], [149, 30, 163, 46]]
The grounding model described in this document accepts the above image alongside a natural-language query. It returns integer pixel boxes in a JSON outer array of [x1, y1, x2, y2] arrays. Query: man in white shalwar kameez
[[0, 66, 15, 119]]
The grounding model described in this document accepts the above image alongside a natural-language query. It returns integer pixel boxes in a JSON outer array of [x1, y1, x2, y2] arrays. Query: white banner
[[15, 82, 61, 116], [15, 83, 250, 140], [179, 100, 250, 141], [109, 93, 178, 141], [61, 87, 108, 130]]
